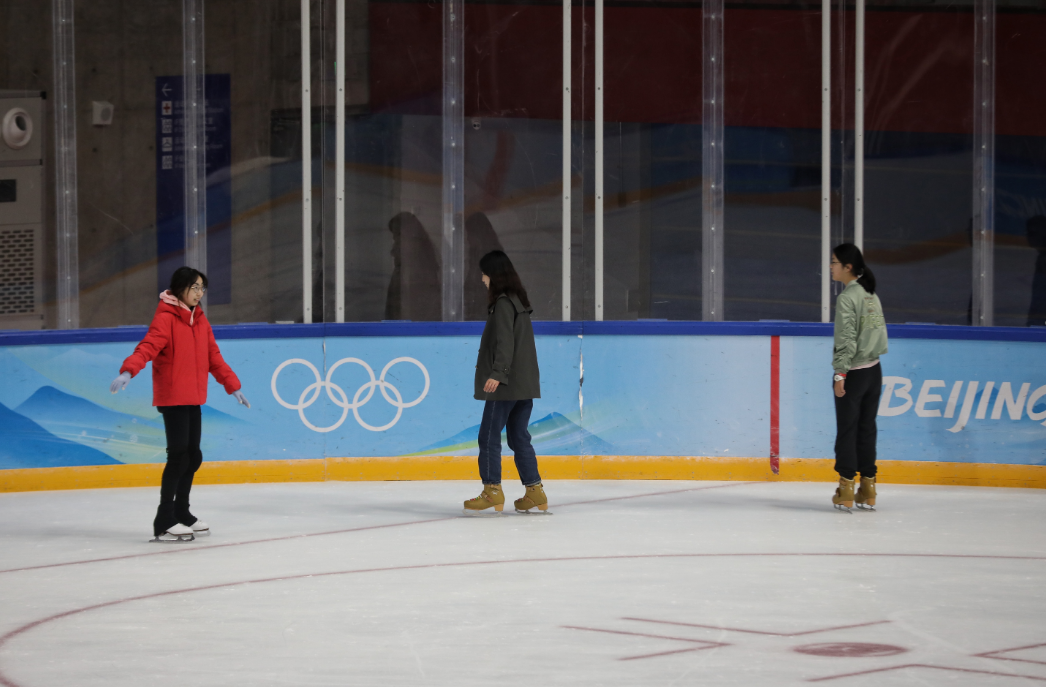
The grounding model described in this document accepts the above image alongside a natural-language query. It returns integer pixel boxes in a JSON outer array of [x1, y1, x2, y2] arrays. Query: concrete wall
[[0, 0, 371, 329]]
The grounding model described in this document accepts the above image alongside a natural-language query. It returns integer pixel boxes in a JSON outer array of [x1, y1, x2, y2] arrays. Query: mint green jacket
[[833, 280, 888, 374]]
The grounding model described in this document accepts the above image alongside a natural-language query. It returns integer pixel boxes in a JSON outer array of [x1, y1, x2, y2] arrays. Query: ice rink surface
[[0, 480, 1044, 686]]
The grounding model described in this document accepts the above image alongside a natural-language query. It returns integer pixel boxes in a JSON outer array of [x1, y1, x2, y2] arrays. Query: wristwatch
[[833, 373, 846, 383]]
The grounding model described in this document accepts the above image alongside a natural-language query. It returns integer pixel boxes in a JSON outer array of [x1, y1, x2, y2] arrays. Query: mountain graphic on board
[[18, 386, 164, 430], [16, 386, 167, 464], [0, 401, 119, 469], [411, 412, 613, 456], [14, 386, 249, 464], [200, 403, 250, 427]]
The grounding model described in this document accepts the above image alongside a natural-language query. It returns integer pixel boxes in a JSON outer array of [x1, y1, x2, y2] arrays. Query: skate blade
[[833, 503, 853, 513], [856, 503, 876, 511], [515, 508, 553, 515], [150, 533, 195, 543], [462, 508, 504, 517]]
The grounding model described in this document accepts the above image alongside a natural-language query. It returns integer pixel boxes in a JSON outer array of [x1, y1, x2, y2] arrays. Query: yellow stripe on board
[[1, 457, 1043, 493]]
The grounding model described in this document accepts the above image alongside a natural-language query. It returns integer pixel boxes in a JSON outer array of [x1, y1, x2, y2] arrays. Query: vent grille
[[0, 226, 37, 315]]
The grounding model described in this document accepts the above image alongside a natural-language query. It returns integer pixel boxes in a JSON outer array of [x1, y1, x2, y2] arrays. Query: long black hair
[[169, 266, 208, 301], [479, 250, 531, 309], [833, 243, 876, 295]]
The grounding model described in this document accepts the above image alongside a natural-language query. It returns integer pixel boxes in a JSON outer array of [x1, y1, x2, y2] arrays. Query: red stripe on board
[[770, 335, 780, 474]]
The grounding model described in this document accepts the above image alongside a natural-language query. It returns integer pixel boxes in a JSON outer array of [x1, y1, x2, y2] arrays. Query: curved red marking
[[1, 552, 1044, 687], [794, 642, 908, 658], [0, 482, 754, 576]]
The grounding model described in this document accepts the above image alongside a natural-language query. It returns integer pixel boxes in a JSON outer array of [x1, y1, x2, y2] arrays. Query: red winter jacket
[[120, 293, 241, 407]]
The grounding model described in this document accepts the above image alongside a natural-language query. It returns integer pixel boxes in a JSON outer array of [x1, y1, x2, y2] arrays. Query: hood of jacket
[[488, 293, 533, 316], [158, 290, 201, 326]]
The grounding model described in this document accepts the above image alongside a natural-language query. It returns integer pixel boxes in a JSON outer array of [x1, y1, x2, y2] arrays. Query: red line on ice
[[1, 553, 1044, 687], [770, 334, 780, 474], [0, 482, 754, 575], [563, 625, 728, 661], [623, 618, 891, 637], [975, 641, 1046, 666], [807, 663, 1046, 682]]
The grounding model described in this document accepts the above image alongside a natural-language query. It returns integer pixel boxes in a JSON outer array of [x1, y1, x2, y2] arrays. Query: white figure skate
[[151, 523, 195, 542], [188, 520, 210, 536]]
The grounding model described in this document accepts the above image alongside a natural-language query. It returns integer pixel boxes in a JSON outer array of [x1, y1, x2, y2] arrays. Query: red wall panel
[[997, 14, 1046, 137], [370, 3, 1046, 136], [864, 11, 974, 135], [724, 9, 822, 129]]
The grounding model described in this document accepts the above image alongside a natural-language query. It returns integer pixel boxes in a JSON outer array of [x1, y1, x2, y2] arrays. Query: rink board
[[1, 322, 1044, 491]]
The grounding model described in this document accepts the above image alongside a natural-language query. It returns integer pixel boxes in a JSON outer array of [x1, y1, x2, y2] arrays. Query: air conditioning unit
[[0, 93, 45, 330]]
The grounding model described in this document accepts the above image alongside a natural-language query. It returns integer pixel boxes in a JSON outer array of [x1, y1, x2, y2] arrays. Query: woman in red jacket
[[110, 267, 249, 541]]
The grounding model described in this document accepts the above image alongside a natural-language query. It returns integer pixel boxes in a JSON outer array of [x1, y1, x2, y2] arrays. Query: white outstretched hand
[[110, 372, 131, 394], [233, 390, 250, 408]]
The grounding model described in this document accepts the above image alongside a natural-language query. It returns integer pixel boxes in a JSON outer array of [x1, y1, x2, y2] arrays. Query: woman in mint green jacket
[[830, 244, 888, 512]]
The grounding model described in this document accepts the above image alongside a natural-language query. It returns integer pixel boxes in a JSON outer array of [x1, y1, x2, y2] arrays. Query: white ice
[[0, 480, 1044, 686]]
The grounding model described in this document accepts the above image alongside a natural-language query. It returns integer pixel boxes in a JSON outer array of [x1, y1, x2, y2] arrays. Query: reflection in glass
[[384, 212, 441, 321], [465, 212, 504, 321]]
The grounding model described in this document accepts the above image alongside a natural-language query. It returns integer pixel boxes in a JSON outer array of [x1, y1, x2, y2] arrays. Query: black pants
[[833, 364, 881, 480], [154, 405, 202, 535]]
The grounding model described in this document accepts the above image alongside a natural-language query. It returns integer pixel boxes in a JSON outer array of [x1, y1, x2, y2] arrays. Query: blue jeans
[[477, 399, 541, 486]]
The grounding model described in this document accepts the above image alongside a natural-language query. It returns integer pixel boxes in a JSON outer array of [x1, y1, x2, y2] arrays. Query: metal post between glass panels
[[182, 0, 207, 280], [53, 0, 79, 329], [335, 0, 345, 323], [820, 0, 831, 323], [701, 0, 724, 321], [972, 0, 996, 327], [854, 0, 865, 252], [442, 0, 465, 322], [301, 0, 313, 324], [562, 0, 571, 322], [594, 0, 604, 321]]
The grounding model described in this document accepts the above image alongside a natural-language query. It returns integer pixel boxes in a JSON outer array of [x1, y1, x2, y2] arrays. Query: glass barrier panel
[[723, 0, 822, 322], [332, 0, 443, 322], [861, 1, 974, 325], [202, 0, 312, 325], [70, 2, 183, 328], [994, 8, 1046, 328], [603, 0, 703, 321], [463, 1, 566, 321]]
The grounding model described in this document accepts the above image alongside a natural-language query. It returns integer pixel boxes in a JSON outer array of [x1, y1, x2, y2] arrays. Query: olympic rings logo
[[271, 357, 430, 433]]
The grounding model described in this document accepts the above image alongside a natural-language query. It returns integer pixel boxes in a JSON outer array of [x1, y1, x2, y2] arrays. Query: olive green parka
[[474, 293, 541, 401]]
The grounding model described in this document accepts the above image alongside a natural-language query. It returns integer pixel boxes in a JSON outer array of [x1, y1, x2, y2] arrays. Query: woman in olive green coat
[[463, 251, 548, 515], [830, 243, 888, 512]]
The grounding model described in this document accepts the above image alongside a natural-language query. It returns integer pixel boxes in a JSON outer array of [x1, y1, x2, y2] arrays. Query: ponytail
[[857, 266, 876, 295], [832, 243, 876, 295]]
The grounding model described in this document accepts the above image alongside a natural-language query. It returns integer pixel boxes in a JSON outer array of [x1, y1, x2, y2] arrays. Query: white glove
[[110, 372, 131, 394], [232, 390, 250, 408]]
